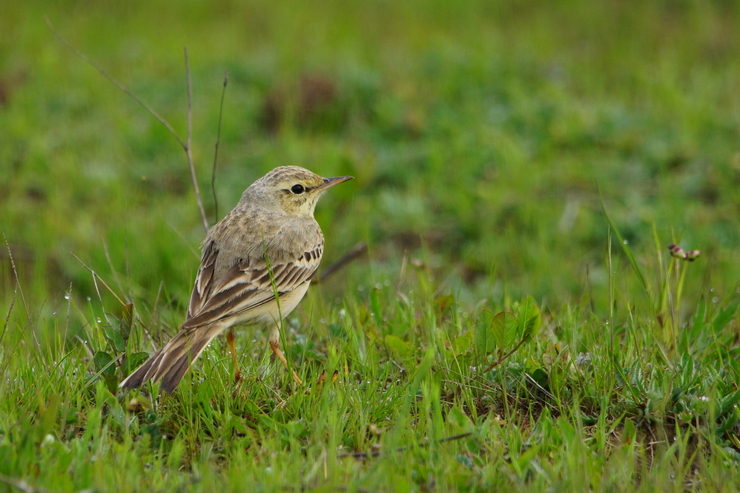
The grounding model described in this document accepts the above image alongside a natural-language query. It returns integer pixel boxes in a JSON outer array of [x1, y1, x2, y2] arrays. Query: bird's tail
[[119, 324, 225, 393]]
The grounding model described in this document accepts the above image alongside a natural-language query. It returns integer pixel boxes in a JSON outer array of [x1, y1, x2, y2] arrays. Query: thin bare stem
[[3, 235, 30, 326], [211, 71, 228, 224], [167, 222, 201, 259], [184, 48, 210, 233], [63, 283, 72, 350], [481, 336, 528, 373], [312, 242, 368, 284], [71, 253, 126, 306], [102, 239, 125, 295], [0, 296, 15, 347], [2, 236, 42, 357], [47, 18, 209, 234], [45, 17, 186, 149]]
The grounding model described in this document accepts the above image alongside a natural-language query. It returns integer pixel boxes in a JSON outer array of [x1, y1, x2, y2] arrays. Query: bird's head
[[245, 166, 353, 217]]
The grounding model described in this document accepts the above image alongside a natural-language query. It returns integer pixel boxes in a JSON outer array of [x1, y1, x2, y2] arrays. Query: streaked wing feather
[[182, 247, 322, 330], [187, 240, 219, 319]]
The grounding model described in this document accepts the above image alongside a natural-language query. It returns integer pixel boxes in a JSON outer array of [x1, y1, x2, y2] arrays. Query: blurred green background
[[1, 0, 739, 324]]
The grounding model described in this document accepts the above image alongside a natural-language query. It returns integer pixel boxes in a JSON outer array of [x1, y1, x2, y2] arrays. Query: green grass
[[1, 0, 740, 490]]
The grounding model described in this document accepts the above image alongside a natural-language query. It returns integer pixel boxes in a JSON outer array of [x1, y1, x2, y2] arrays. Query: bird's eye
[[291, 184, 305, 194]]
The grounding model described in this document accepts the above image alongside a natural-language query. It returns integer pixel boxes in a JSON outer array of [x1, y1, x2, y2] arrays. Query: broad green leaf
[[529, 368, 549, 389], [475, 310, 516, 356], [384, 334, 414, 365], [93, 351, 116, 377], [453, 330, 473, 355], [103, 375, 119, 395], [518, 296, 542, 341], [474, 309, 496, 355], [120, 302, 134, 339], [491, 311, 510, 353], [712, 299, 739, 333], [103, 313, 126, 352], [446, 406, 474, 431]]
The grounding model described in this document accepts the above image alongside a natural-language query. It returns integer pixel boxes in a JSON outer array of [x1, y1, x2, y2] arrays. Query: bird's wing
[[183, 240, 323, 331], [186, 239, 219, 320]]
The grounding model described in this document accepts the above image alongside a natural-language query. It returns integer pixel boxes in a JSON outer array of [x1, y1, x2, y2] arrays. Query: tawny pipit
[[120, 166, 352, 393]]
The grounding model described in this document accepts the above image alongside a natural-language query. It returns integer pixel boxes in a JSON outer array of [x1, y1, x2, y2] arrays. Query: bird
[[119, 166, 353, 393]]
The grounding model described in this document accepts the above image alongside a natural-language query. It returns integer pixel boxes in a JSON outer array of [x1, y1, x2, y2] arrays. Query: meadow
[[1, 0, 739, 490]]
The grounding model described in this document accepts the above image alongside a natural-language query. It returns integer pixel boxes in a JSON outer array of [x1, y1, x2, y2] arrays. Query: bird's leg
[[226, 328, 241, 383], [269, 324, 303, 385], [269, 341, 303, 385]]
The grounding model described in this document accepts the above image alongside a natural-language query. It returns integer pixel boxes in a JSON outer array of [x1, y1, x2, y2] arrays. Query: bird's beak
[[315, 175, 353, 192]]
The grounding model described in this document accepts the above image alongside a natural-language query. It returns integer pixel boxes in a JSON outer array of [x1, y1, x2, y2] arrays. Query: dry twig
[[46, 18, 209, 233], [312, 242, 368, 284], [71, 253, 126, 306], [3, 236, 29, 324], [183, 48, 209, 232], [211, 72, 228, 223]]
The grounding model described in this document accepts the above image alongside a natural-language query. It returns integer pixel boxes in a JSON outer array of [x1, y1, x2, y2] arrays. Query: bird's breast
[[247, 280, 312, 326]]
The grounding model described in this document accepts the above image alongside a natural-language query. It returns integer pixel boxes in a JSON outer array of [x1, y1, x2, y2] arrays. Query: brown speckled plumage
[[120, 166, 352, 393]]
